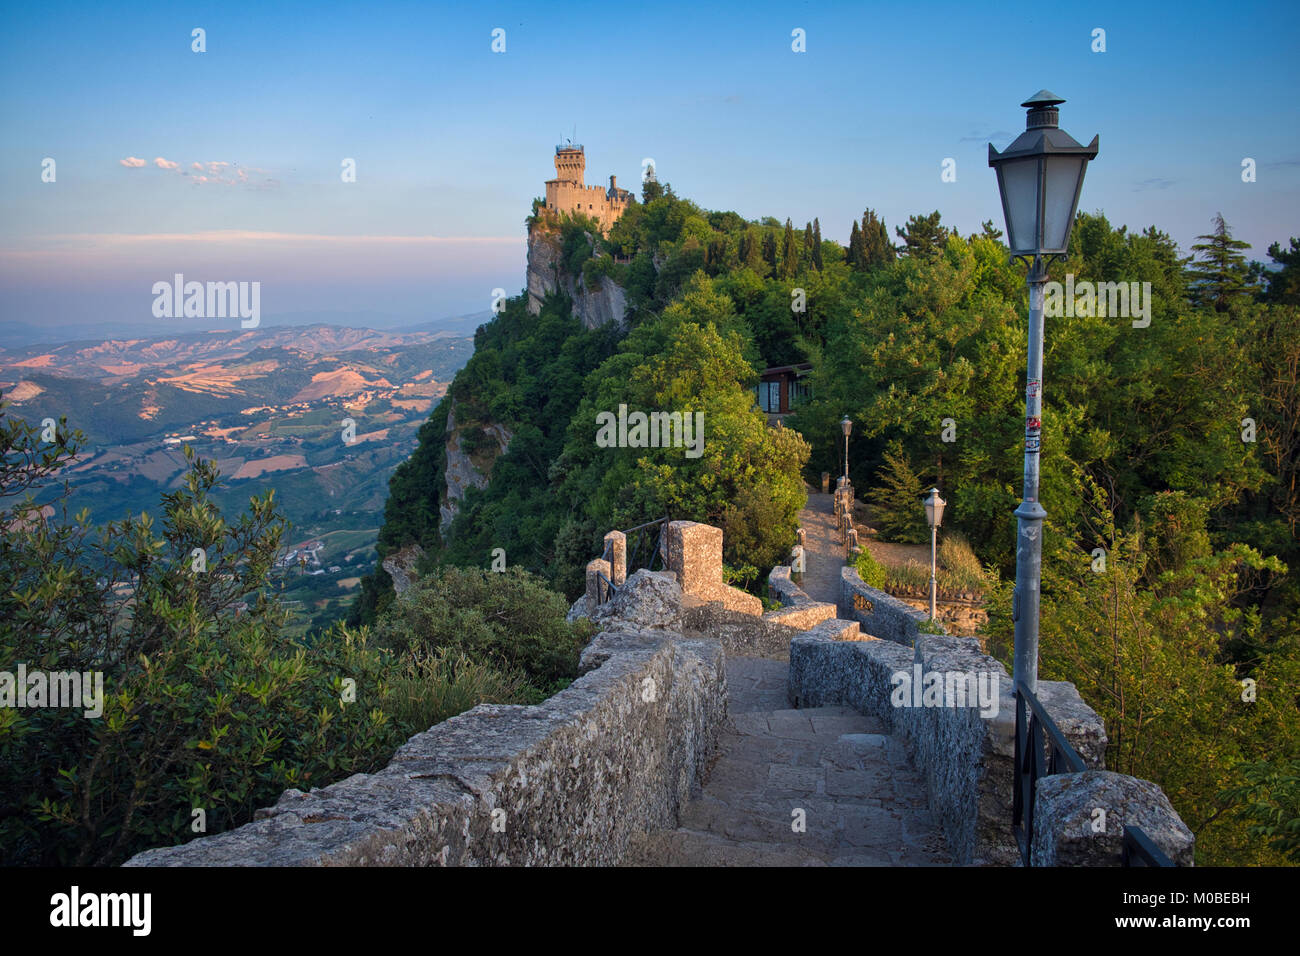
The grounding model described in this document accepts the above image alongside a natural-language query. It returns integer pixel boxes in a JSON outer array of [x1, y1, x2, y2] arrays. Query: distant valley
[[0, 323, 475, 633]]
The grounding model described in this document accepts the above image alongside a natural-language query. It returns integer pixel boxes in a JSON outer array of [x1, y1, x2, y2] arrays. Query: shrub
[[0, 436, 407, 865], [381, 647, 533, 732], [884, 558, 932, 593], [938, 531, 988, 592], [855, 547, 887, 589], [369, 566, 594, 696]]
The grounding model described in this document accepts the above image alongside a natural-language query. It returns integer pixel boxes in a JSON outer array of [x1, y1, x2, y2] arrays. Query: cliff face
[[526, 226, 628, 330], [439, 398, 513, 533]]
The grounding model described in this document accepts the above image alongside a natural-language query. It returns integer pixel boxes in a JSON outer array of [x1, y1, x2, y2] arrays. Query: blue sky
[[1, 0, 1297, 334]]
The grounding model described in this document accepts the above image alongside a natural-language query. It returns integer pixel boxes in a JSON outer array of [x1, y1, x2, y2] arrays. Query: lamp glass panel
[[1042, 156, 1085, 252], [1000, 157, 1041, 252]]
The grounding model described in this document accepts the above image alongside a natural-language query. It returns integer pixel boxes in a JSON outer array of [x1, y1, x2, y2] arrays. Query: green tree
[[1263, 237, 1300, 306], [866, 440, 930, 543], [780, 219, 800, 279], [861, 208, 894, 268], [762, 229, 778, 271], [895, 210, 949, 260], [1187, 213, 1254, 312], [812, 218, 824, 271], [848, 219, 866, 271]]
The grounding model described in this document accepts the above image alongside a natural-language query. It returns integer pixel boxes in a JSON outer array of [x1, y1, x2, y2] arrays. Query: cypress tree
[[812, 218, 824, 271], [781, 219, 800, 279], [848, 220, 865, 271], [763, 229, 778, 270], [860, 208, 894, 268]]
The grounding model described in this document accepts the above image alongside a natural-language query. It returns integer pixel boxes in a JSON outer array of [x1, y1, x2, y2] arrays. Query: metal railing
[[1013, 681, 1174, 867], [598, 516, 670, 601]]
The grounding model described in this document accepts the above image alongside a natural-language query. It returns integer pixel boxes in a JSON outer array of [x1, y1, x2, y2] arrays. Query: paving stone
[[767, 764, 824, 794]]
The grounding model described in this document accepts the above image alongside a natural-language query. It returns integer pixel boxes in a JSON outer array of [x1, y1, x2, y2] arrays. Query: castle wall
[[545, 180, 632, 231]]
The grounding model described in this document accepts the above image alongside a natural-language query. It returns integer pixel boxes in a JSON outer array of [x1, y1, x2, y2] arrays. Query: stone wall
[[787, 626, 1191, 866], [840, 566, 932, 645], [666, 521, 764, 616], [125, 623, 726, 867]]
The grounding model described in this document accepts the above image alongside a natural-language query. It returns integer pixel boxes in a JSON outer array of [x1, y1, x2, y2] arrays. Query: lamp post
[[840, 416, 852, 484], [989, 90, 1098, 695], [924, 488, 946, 620]]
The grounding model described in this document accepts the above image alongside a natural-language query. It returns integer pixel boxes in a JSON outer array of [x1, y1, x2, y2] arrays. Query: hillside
[[2, 324, 475, 634]]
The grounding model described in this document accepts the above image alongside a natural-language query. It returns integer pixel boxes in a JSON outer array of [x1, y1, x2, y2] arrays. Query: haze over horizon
[[3, 0, 1298, 336]]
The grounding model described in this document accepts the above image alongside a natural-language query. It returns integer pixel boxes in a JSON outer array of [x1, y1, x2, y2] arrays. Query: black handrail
[[1013, 680, 1174, 867], [623, 515, 670, 580], [1122, 825, 1176, 867], [596, 515, 670, 603]]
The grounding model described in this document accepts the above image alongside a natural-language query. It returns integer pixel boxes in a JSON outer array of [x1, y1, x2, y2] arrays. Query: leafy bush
[[855, 547, 887, 589], [368, 566, 594, 697]]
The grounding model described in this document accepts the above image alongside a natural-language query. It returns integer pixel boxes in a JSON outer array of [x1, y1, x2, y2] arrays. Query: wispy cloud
[[1133, 177, 1176, 191], [120, 156, 275, 187], [959, 127, 1015, 144]]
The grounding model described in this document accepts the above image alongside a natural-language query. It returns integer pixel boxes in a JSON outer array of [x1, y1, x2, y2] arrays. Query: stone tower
[[543, 144, 634, 233], [554, 146, 585, 185]]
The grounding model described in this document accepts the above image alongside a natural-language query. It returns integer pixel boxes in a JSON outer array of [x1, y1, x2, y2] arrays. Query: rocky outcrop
[[381, 543, 425, 597], [525, 226, 628, 330], [439, 399, 512, 533]]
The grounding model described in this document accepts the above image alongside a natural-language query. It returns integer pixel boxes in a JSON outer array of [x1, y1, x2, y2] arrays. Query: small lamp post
[[840, 416, 852, 483], [989, 90, 1097, 695], [924, 488, 946, 620]]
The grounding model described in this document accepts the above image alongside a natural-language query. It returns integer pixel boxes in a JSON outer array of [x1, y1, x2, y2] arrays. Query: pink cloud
[[119, 157, 147, 168], [153, 157, 179, 170]]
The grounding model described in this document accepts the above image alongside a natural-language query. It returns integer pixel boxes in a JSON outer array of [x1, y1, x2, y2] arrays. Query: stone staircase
[[627, 656, 952, 866]]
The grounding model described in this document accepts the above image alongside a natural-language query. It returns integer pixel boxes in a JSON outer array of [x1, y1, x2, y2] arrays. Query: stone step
[[630, 652, 952, 866]]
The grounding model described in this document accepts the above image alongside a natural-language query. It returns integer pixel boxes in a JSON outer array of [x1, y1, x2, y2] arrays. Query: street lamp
[[989, 90, 1097, 695], [840, 416, 852, 483], [924, 488, 946, 620]]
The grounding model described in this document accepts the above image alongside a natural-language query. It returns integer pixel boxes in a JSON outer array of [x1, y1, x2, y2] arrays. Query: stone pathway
[[629, 657, 952, 866], [797, 491, 843, 605]]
